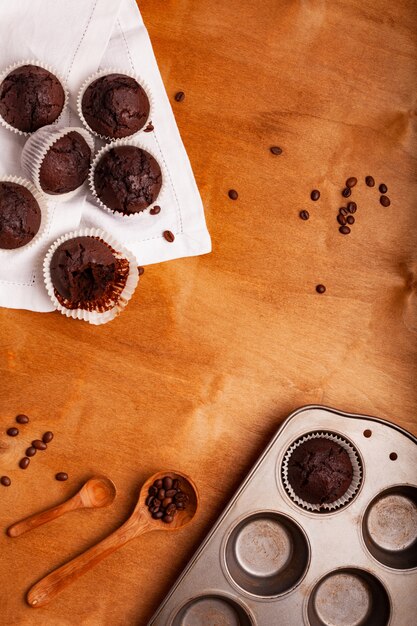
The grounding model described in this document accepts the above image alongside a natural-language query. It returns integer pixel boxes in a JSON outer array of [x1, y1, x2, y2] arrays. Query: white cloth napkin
[[0, 0, 211, 312]]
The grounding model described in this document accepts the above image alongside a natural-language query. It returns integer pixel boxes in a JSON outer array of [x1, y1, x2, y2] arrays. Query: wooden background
[[1, 0, 417, 624]]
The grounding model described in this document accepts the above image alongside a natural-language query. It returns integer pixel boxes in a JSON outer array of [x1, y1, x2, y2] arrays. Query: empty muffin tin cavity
[[362, 485, 417, 570], [171, 594, 254, 626], [224, 511, 310, 597], [307, 568, 391, 626]]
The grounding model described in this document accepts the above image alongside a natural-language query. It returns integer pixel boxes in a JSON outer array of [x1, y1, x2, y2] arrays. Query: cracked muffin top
[[0, 182, 41, 249], [81, 73, 150, 139], [93, 145, 162, 214], [0, 65, 65, 133], [39, 131, 92, 195]]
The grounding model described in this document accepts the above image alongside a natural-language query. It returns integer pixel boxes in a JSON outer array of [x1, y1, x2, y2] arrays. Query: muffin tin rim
[[167, 589, 257, 626]]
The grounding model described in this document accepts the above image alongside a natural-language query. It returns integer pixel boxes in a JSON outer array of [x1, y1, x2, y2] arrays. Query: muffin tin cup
[[76, 67, 154, 141], [43, 227, 139, 325], [89, 137, 166, 219], [0, 59, 69, 137], [281, 431, 362, 513], [0, 175, 49, 254], [21, 125, 95, 202]]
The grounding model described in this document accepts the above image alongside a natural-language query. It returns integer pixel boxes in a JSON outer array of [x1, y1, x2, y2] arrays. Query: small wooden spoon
[[7, 476, 116, 538], [27, 470, 198, 608]]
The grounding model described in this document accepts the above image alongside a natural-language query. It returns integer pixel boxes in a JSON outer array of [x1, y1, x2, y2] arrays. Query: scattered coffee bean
[[19, 457, 30, 469], [365, 176, 375, 187], [310, 190, 320, 201], [299, 210, 309, 221], [379, 183, 387, 193], [228, 189, 238, 200], [16, 414, 29, 424], [42, 431, 53, 444], [346, 215, 355, 225], [342, 187, 351, 198], [6, 427, 19, 437], [316, 284, 326, 294], [144, 122, 154, 132], [55, 472, 68, 481], [337, 214, 347, 226], [270, 146, 282, 155], [174, 91, 185, 102], [137, 266, 145, 276], [0, 476, 11, 487], [163, 477, 173, 490], [339, 225, 351, 235], [347, 202, 357, 214], [380, 195, 390, 207], [346, 177, 357, 188], [26, 446, 36, 457], [150, 205, 161, 215], [32, 439, 47, 450], [339, 207, 348, 216], [163, 230, 175, 243]]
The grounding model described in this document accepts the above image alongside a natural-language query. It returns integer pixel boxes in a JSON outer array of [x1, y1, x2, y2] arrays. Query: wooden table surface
[[1, 0, 417, 624]]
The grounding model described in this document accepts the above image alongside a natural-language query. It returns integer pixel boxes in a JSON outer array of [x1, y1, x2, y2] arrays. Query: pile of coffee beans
[[146, 476, 189, 524]]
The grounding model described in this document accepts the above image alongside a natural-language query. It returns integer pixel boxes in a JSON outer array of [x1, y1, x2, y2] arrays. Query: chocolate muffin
[[0, 65, 65, 133], [81, 73, 150, 138], [39, 131, 92, 194], [0, 182, 41, 249], [93, 145, 162, 214], [287, 438, 353, 505]]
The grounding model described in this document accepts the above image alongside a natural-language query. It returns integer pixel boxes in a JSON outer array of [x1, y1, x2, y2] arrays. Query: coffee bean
[[0, 476, 11, 487], [228, 189, 238, 200], [55, 472, 68, 481], [162, 497, 173, 508], [365, 176, 375, 187], [149, 485, 158, 496], [299, 210, 309, 220], [175, 492, 188, 503], [153, 498, 161, 507], [7, 427, 19, 437], [150, 205, 161, 215], [337, 214, 347, 226], [144, 122, 154, 133], [162, 515, 173, 524], [16, 414, 29, 424], [152, 511, 164, 519], [163, 230, 175, 243], [310, 190, 320, 201], [176, 502, 185, 510], [346, 215, 355, 225], [380, 195, 390, 207], [163, 476, 173, 490], [174, 91, 185, 102], [19, 457, 30, 469], [316, 284, 326, 294], [145, 495, 154, 507], [339, 207, 348, 216], [26, 446, 36, 457], [166, 503, 177, 515], [42, 431, 53, 444], [270, 146, 282, 155], [32, 440, 47, 450], [137, 266, 145, 276], [173, 479, 180, 490], [154, 479, 163, 489], [150, 505, 159, 514], [342, 187, 351, 198], [379, 183, 387, 193], [158, 489, 165, 500], [346, 177, 357, 188], [165, 489, 177, 498], [339, 225, 351, 235], [347, 202, 357, 213]]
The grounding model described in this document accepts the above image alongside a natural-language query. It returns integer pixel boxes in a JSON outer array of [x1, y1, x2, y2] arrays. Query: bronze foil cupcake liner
[[43, 228, 139, 325], [21, 125, 95, 202], [0, 175, 49, 254], [76, 68, 154, 141], [281, 431, 362, 512], [0, 59, 69, 137], [89, 137, 166, 219]]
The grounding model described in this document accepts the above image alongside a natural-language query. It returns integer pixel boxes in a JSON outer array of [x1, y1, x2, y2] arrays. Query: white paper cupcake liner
[[281, 431, 362, 512], [77, 68, 154, 141], [89, 138, 166, 219], [0, 59, 69, 137], [0, 176, 49, 254], [43, 227, 139, 325], [21, 125, 95, 202]]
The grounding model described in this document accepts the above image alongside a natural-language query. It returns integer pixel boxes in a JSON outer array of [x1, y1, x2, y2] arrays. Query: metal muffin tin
[[149, 406, 417, 626]]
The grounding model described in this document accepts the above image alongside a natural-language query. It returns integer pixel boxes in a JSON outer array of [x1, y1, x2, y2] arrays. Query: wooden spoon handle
[[7, 497, 80, 537], [27, 517, 150, 608]]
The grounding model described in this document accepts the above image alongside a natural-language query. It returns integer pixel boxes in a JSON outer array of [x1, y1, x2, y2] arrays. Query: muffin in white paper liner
[[43, 228, 139, 325], [0, 59, 69, 137], [77, 68, 154, 141], [0, 176, 49, 254], [89, 138, 166, 219], [281, 431, 362, 512], [21, 125, 95, 202]]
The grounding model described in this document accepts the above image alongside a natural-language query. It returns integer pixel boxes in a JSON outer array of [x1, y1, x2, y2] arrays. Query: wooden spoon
[[27, 470, 198, 608], [7, 476, 116, 538]]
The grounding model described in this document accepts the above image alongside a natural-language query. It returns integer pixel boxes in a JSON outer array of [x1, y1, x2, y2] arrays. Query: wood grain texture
[[1, 0, 416, 624]]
